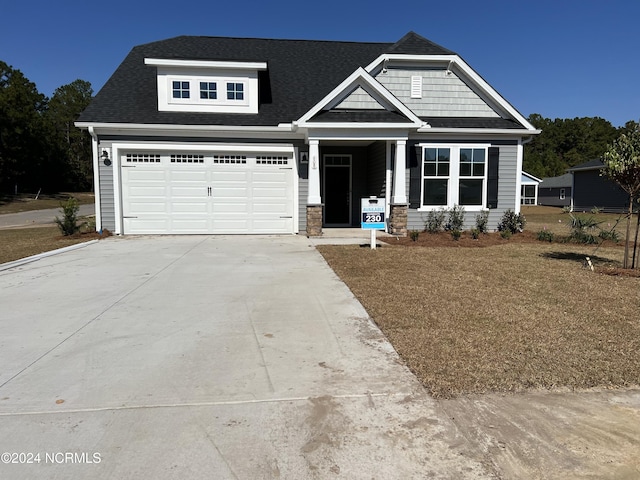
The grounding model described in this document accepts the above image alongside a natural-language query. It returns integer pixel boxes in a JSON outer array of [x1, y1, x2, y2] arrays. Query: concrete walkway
[[0, 203, 95, 229], [0, 235, 491, 479]]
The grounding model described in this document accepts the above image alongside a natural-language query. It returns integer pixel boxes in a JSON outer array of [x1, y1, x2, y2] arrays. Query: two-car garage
[[113, 144, 297, 235]]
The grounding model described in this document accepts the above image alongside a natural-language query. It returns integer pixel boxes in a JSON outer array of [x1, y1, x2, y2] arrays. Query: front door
[[323, 155, 351, 225]]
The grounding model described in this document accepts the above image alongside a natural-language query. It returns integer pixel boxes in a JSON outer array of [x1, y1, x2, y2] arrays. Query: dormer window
[[172, 81, 190, 99], [227, 83, 244, 100], [200, 82, 217, 99], [146, 58, 267, 114]]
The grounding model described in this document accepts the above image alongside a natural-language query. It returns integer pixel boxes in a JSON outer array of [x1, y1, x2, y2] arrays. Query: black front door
[[324, 164, 350, 225]]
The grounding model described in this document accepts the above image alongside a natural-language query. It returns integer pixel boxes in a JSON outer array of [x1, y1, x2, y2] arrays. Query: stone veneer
[[306, 205, 323, 236], [389, 204, 408, 236]]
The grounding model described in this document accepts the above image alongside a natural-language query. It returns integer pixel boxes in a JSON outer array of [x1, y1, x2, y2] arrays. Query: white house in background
[[520, 172, 542, 205], [76, 32, 540, 236]]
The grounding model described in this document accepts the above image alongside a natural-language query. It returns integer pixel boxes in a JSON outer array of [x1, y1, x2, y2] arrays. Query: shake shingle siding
[[375, 69, 499, 118]]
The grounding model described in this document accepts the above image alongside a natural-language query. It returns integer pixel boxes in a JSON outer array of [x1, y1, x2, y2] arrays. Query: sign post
[[361, 197, 385, 250]]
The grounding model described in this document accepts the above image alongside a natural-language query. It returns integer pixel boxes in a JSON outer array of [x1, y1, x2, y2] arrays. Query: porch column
[[306, 139, 323, 236], [392, 140, 407, 204], [307, 140, 321, 204], [390, 139, 409, 236]]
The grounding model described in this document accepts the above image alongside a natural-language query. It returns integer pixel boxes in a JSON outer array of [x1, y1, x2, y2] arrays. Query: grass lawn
[[0, 192, 94, 214], [318, 238, 640, 398], [522, 205, 632, 237], [0, 226, 105, 265]]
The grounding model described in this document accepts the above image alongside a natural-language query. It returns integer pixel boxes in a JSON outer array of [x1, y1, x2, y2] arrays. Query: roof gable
[[385, 31, 455, 55]]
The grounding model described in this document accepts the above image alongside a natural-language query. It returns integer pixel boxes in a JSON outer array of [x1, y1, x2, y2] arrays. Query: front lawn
[[318, 241, 640, 398]]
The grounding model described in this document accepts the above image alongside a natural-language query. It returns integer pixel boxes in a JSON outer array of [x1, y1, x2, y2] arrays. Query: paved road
[[0, 204, 95, 229]]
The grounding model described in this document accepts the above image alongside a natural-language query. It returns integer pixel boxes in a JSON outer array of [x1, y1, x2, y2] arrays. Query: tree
[[602, 126, 640, 269], [46, 80, 93, 190], [0, 61, 48, 192]]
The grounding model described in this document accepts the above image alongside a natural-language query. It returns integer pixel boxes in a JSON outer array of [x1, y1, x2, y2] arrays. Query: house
[[538, 173, 572, 207], [76, 32, 540, 236], [520, 172, 541, 205], [569, 159, 629, 212]]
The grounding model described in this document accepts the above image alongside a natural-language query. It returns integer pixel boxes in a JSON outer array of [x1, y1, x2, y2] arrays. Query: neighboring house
[[76, 32, 540, 236], [520, 172, 541, 205], [538, 173, 572, 207], [569, 159, 629, 212]]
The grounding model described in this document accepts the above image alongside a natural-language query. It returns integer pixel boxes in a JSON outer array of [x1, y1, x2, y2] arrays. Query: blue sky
[[2, 0, 638, 127]]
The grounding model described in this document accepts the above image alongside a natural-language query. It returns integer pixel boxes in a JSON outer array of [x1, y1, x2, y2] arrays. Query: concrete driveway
[[0, 236, 492, 479]]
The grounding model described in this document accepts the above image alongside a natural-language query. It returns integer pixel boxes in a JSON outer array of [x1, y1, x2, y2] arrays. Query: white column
[[307, 139, 322, 204], [392, 139, 407, 204]]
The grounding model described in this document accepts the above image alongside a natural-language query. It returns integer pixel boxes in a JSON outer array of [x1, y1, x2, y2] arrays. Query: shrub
[[55, 197, 83, 236], [470, 228, 480, 240], [561, 206, 571, 214], [568, 214, 599, 244], [590, 206, 603, 214], [536, 229, 555, 242], [409, 230, 420, 242], [497, 209, 526, 234], [599, 229, 621, 243], [475, 210, 489, 234], [445, 204, 465, 232], [424, 208, 446, 233], [500, 229, 512, 239], [451, 229, 462, 241]]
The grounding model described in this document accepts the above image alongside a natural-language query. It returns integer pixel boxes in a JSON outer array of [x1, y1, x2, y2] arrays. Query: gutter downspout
[[88, 126, 102, 232]]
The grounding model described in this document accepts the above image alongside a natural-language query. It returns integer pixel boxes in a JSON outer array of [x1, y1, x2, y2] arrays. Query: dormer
[[145, 58, 267, 114]]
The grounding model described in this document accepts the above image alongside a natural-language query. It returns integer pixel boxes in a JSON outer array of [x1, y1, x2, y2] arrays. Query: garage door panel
[[121, 152, 294, 234]]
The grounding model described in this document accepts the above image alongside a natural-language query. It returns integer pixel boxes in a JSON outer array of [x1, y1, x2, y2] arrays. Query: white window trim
[[417, 143, 490, 211], [156, 67, 258, 113]]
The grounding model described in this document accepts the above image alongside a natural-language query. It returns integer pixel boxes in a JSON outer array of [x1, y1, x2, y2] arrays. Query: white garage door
[[120, 152, 295, 234]]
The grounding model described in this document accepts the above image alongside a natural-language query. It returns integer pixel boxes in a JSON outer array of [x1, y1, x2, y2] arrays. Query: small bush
[[568, 214, 600, 244], [470, 228, 480, 240], [451, 229, 462, 241], [561, 206, 571, 214], [445, 205, 465, 232], [497, 209, 526, 234], [536, 229, 555, 242], [55, 198, 83, 236], [425, 209, 446, 233], [599, 229, 621, 243], [590, 206, 603, 214], [500, 229, 512, 239], [409, 230, 420, 242], [475, 210, 489, 234]]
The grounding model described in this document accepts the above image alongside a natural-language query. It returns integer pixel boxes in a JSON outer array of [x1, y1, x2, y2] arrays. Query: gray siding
[[573, 171, 629, 212], [407, 143, 519, 231], [375, 68, 499, 118], [98, 161, 115, 232], [336, 86, 384, 109], [539, 187, 571, 207], [298, 159, 308, 232]]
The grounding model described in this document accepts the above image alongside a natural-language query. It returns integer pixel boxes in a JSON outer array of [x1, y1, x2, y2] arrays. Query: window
[[172, 81, 190, 99], [420, 144, 489, 209], [227, 82, 244, 100], [560, 188, 566, 200], [200, 82, 217, 99], [521, 185, 536, 205], [459, 148, 485, 206], [422, 148, 450, 206]]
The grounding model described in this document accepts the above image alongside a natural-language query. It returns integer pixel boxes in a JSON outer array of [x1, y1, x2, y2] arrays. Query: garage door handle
[[280, 216, 292, 218], [123, 216, 138, 219]]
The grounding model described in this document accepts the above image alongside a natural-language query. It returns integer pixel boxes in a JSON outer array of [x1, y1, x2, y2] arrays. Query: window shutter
[[408, 145, 422, 208], [487, 147, 499, 209]]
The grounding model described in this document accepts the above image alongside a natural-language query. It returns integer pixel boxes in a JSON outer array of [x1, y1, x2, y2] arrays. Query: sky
[[2, 0, 638, 127]]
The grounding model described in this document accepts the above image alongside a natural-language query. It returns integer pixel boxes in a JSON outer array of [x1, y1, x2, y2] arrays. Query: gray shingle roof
[[310, 109, 412, 123], [421, 117, 523, 129], [568, 159, 604, 172], [540, 173, 572, 188]]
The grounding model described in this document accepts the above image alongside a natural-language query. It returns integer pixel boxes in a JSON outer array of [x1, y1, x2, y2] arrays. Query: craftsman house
[[76, 32, 540, 235]]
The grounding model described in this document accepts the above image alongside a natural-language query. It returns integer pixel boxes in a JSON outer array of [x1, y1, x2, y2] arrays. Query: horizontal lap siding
[[298, 160, 308, 232], [375, 69, 499, 117], [99, 162, 116, 232]]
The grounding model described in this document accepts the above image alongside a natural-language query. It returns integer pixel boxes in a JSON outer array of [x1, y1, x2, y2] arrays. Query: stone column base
[[389, 203, 408, 236], [306, 204, 323, 237]]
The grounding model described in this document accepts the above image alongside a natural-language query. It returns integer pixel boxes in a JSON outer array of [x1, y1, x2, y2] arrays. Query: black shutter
[[408, 144, 422, 208], [487, 146, 499, 209]]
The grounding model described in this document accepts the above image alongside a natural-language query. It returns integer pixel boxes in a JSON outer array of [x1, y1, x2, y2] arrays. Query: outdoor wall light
[[300, 152, 308, 164], [101, 149, 112, 166]]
